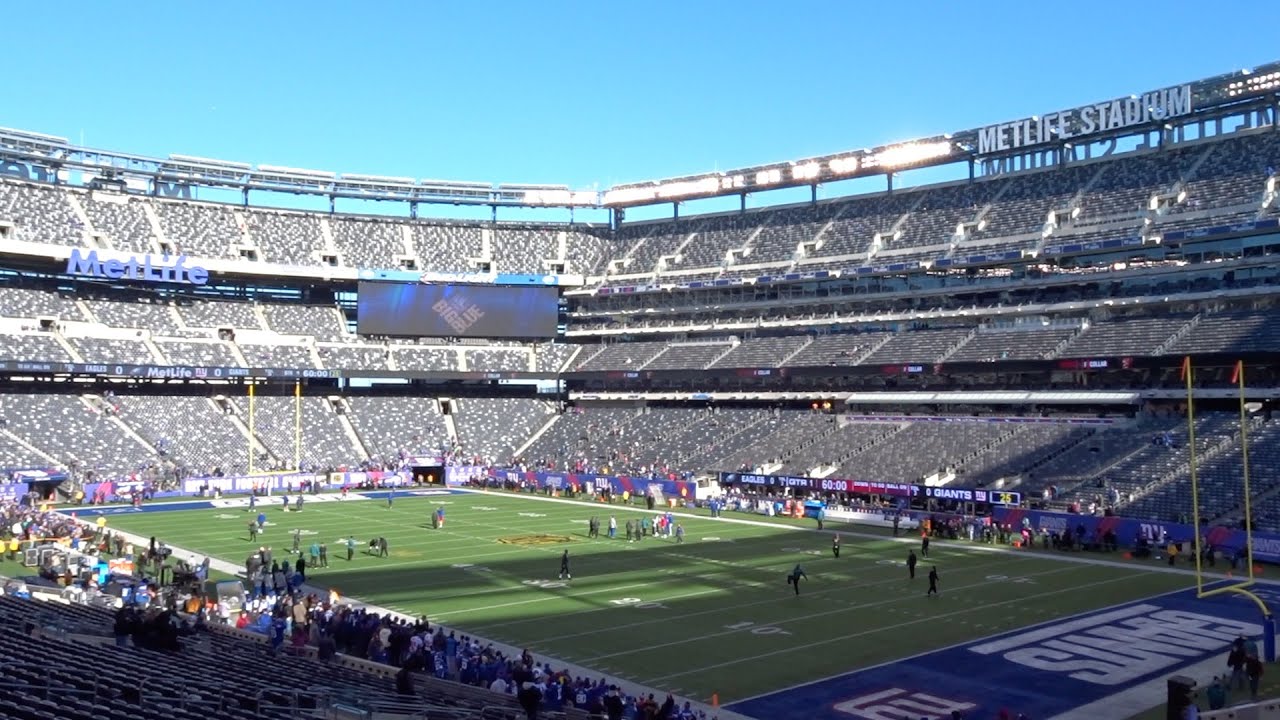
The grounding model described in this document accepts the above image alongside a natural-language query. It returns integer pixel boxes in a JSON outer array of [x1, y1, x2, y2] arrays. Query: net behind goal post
[[1184, 357, 1275, 661]]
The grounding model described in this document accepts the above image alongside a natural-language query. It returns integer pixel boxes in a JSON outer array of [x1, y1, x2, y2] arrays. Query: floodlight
[[791, 162, 821, 181], [876, 141, 953, 169], [754, 169, 782, 185], [828, 156, 860, 175]]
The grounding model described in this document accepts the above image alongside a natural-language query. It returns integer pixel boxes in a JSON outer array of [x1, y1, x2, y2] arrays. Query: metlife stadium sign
[[977, 84, 1193, 155], [66, 249, 209, 285]]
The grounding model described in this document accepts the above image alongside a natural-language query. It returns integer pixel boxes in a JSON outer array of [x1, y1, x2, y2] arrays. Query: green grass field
[[103, 490, 1201, 709]]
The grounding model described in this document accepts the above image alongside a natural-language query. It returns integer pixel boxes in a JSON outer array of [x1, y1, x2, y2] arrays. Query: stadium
[[2, 51, 1280, 720]]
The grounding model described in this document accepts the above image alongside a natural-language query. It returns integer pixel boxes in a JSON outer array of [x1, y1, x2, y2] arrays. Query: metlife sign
[[66, 249, 209, 285], [977, 84, 1193, 156]]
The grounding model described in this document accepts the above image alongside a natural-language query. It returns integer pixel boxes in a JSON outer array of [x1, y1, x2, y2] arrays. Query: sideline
[[453, 487, 1278, 585], [56, 496, 755, 720]]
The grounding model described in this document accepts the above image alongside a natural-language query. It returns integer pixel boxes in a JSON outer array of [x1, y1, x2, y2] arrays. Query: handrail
[[252, 686, 334, 719]]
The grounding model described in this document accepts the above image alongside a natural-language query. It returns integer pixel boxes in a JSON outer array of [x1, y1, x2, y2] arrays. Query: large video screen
[[357, 282, 560, 339]]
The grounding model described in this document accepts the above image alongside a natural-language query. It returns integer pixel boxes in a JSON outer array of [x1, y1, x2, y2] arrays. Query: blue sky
[[0, 1, 1270, 221]]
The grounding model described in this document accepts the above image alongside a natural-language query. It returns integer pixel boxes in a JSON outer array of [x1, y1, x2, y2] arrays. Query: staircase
[[226, 340, 250, 368], [556, 346, 583, 374], [221, 399, 279, 468], [0, 428, 57, 466], [701, 413, 780, 470], [852, 334, 895, 364], [778, 337, 814, 366], [331, 397, 371, 463], [1022, 429, 1098, 477], [938, 328, 978, 362], [705, 343, 737, 369], [140, 200, 169, 254], [252, 304, 271, 333], [1121, 433, 1238, 509], [441, 400, 459, 448], [830, 422, 911, 470], [62, 194, 96, 247], [54, 332, 83, 363], [1154, 313, 1201, 355], [515, 412, 563, 459]]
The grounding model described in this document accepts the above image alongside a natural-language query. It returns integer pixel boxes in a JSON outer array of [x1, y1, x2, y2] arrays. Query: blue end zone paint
[[69, 489, 460, 516], [727, 582, 1280, 720]]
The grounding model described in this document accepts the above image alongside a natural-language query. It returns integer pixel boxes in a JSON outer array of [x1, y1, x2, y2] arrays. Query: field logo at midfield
[[498, 534, 574, 546], [834, 689, 975, 720]]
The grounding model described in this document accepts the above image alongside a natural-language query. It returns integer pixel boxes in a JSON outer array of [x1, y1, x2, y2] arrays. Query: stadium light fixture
[[258, 164, 337, 179], [828, 156, 861, 175], [754, 169, 783, 185], [1227, 71, 1280, 97], [522, 189, 601, 206], [791, 162, 821, 181], [603, 186, 657, 205], [419, 178, 493, 189], [0, 127, 70, 145], [169, 154, 253, 170], [875, 141, 953, 169], [343, 173, 417, 185], [656, 176, 721, 199]]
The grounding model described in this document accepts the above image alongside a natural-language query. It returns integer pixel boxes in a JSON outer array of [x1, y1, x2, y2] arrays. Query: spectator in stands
[[518, 680, 542, 720]]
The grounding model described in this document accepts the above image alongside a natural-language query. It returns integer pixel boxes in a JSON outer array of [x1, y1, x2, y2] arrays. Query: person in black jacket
[[518, 682, 542, 720], [603, 687, 625, 720], [395, 666, 415, 695]]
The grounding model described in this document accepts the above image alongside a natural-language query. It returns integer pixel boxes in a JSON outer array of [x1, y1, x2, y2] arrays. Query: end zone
[[727, 582, 1277, 720]]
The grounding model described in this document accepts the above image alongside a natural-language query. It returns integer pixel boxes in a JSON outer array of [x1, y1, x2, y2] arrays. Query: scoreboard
[[721, 473, 1021, 506], [357, 281, 561, 339]]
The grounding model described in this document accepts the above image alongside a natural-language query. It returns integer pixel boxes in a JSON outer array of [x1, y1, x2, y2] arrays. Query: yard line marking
[[433, 581, 655, 619], [66, 505, 757, 720], [646, 571, 1155, 684], [726, 581, 1215, 707], [525, 554, 1044, 646], [477, 586, 727, 632], [451, 487, 1275, 585], [586, 561, 1085, 661]]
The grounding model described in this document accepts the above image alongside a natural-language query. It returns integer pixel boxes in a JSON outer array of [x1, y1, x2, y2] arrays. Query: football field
[[96, 489, 1272, 720]]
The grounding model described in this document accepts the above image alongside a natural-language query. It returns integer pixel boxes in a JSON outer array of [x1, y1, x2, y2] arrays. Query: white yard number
[[985, 574, 1035, 584], [877, 559, 906, 567], [523, 579, 566, 589], [782, 547, 825, 557], [724, 621, 790, 636], [519, 512, 547, 518], [452, 563, 492, 573], [609, 597, 667, 609], [471, 506, 498, 511]]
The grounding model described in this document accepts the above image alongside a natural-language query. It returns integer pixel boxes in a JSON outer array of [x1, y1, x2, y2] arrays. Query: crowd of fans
[[213, 585, 710, 719]]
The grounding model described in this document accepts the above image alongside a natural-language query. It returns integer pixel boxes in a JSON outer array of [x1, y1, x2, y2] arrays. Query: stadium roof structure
[[1, 61, 1277, 212]]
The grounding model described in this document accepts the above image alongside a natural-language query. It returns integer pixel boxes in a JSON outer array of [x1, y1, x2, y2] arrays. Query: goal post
[[1185, 356, 1275, 661], [246, 380, 304, 475]]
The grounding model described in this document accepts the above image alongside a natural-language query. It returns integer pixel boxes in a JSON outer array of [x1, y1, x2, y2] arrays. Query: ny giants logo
[[834, 688, 975, 720], [968, 605, 1260, 686]]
